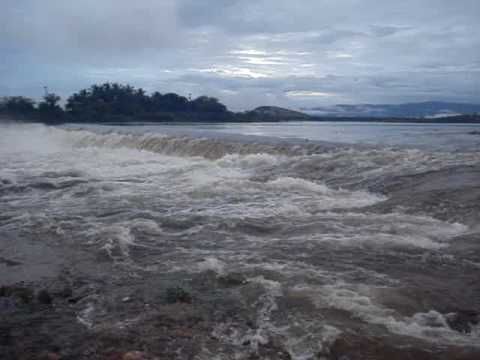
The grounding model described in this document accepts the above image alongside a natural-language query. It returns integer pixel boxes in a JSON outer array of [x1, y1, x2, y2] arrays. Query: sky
[[1, 0, 479, 110]]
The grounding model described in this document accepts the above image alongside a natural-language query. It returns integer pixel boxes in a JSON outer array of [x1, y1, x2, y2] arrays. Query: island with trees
[[1, 82, 479, 124], [0, 83, 236, 124]]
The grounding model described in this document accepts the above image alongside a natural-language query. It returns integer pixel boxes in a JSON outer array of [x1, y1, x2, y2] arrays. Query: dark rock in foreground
[[326, 333, 479, 360], [217, 272, 249, 288], [165, 286, 193, 304], [446, 310, 479, 334]]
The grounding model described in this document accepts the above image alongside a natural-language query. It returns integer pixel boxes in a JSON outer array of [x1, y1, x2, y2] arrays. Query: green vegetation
[[0, 96, 36, 117], [1, 82, 234, 124], [2, 83, 479, 123], [38, 93, 63, 121]]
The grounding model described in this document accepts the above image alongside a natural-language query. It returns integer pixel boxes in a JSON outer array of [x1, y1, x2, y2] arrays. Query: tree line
[[0, 83, 233, 123]]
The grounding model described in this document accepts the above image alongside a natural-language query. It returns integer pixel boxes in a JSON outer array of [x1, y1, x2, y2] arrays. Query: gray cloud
[[2, 0, 181, 52], [1, 0, 479, 109]]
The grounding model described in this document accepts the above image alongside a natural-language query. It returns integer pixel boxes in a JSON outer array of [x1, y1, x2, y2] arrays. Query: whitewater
[[1, 122, 480, 359]]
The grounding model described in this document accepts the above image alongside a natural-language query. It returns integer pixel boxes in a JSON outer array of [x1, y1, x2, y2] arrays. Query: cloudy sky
[[1, 0, 479, 110]]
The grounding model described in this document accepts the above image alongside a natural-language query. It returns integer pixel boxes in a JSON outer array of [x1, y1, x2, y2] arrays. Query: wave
[[296, 282, 480, 346], [52, 126, 480, 175], [59, 127, 334, 159]]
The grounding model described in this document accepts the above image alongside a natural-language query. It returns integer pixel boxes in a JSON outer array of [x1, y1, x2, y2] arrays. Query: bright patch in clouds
[[286, 91, 336, 98], [193, 67, 270, 79], [230, 49, 269, 56], [327, 52, 354, 59], [238, 56, 286, 66]]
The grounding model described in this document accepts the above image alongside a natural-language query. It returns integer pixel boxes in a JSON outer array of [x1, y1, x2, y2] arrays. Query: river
[[1, 121, 479, 359]]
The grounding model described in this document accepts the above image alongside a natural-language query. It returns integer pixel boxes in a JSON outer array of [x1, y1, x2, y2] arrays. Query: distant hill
[[304, 101, 480, 118], [243, 106, 310, 121]]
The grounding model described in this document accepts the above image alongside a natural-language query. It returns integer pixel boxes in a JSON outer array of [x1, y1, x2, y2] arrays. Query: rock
[[326, 333, 480, 360], [0, 256, 22, 266], [446, 310, 479, 334], [328, 335, 432, 360], [67, 296, 83, 304], [217, 273, 248, 288], [106, 352, 124, 360], [54, 286, 73, 299], [0, 297, 17, 312], [174, 328, 194, 338], [46, 352, 61, 360], [18, 287, 34, 304], [468, 131, 480, 135], [0, 324, 12, 346], [37, 290, 53, 305], [0, 285, 34, 304], [165, 286, 192, 304], [252, 341, 292, 360], [108, 351, 149, 360], [122, 351, 147, 360]]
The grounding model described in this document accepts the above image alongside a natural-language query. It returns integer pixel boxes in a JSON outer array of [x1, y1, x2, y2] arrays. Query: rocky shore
[[1, 262, 480, 359]]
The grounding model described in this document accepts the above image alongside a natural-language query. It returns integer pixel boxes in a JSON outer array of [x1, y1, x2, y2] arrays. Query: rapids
[[1, 122, 480, 359]]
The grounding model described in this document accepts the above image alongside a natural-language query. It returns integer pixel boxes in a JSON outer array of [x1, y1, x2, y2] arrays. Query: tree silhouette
[[65, 83, 230, 122], [1, 82, 233, 123], [38, 93, 63, 121], [1, 97, 36, 116], [191, 96, 227, 113]]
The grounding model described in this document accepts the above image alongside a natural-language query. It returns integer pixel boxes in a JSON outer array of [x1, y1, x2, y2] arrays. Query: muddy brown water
[[1, 123, 480, 359]]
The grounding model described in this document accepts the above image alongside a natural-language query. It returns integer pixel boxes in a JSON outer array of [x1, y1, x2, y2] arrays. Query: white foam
[[268, 177, 332, 193], [310, 282, 480, 346], [216, 153, 286, 168], [76, 302, 96, 329], [197, 257, 226, 275], [85, 224, 137, 259], [209, 276, 343, 360], [286, 211, 468, 249]]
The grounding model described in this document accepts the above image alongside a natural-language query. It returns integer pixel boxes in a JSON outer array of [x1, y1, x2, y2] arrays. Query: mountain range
[[303, 101, 480, 118]]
